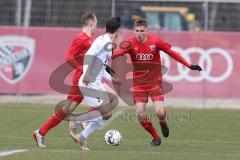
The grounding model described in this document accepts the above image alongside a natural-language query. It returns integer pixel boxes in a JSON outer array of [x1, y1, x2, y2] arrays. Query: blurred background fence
[[1, 0, 240, 31]]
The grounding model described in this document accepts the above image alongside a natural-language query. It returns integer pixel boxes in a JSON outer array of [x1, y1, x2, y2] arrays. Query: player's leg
[[70, 81, 118, 122], [150, 85, 169, 138], [67, 96, 85, 143], [33, 98, 80, 147], [153, 100, 169, 137], [135, 102, 161, 146], [70, 82, 117, 150], [69, 92, 117, 124], [133, 86, 161, 146], [68, 93, 116, 148]]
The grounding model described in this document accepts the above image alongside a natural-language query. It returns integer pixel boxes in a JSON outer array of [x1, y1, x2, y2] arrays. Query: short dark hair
[[80, 11, 96, 26], [134, 19, 148, 27], [106, 16, 121, 33]]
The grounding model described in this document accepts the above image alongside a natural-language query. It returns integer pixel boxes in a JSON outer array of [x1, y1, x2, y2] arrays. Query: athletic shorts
[[131, 84, 164, 104], [79, 80, 110, 107], [67, 77, 84, 104]]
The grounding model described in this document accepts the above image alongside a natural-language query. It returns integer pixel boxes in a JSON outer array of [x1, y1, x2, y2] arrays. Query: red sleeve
[[165, 48, 191, 68], [112, 40, 132, 59], [157, 39, 172, 52], [157, 39, 191, 68]]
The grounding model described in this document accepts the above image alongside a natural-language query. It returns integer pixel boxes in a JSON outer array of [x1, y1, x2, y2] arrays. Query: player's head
[[81, 11, 97, 31], [134, 19, 148, 43], [106, 16, 121, 40]]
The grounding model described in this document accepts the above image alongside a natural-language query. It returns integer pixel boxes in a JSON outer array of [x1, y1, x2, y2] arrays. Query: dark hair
[[134, 19, 148, 27], [106, 16, 121, 33], [80, 11, 96, 26]]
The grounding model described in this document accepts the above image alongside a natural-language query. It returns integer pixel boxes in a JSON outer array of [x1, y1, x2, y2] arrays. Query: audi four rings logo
[[136, 54, 153, 60], [160, 47, 233, 83]]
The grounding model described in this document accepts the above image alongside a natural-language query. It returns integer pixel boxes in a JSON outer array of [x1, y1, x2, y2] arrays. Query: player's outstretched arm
[[165, 48, 202, 72], [112, 40, 132, 59], [112, 48, 129, 59]]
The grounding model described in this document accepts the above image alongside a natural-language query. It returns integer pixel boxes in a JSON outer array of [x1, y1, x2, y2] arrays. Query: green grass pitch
[[0, 103, 240, 160]]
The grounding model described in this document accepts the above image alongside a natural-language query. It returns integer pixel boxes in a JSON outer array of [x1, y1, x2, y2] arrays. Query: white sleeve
[[82, 37, 104, 82]]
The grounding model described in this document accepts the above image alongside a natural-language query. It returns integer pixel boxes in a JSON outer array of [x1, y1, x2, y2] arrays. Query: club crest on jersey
[[149, 45, 156, 52], [0, 35, 36, 84]]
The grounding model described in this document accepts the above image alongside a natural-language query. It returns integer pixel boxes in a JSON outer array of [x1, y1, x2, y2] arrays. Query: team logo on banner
[[0, 35, 36, 84]]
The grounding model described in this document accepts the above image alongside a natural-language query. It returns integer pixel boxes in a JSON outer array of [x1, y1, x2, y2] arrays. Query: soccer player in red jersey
[[32, 12, 97, 148], [113, 19, 202, 146]]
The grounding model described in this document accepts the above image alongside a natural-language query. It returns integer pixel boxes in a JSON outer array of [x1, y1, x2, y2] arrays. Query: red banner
[[0, 27, 239, 98]]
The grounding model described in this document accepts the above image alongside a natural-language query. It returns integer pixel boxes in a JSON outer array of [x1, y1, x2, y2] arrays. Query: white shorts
[[79, 80, 110, 107]]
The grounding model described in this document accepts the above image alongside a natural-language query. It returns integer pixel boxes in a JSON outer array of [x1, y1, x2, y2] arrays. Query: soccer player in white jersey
[[69, 17, 121, 150]]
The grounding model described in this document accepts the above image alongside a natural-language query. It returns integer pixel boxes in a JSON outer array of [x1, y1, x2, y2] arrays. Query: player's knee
[[155, 109, 162, 116], [155, 107, 165, 117], [102, 112, 112, 120], [136, 109, 145, 118], [68, 102, 78, 113], [55, 100, 69, 115], [110, 96, 118, 109], [108, 92, 118, 105], [68, 108, 74, 114], [62, 107, 71, 115], [60, 99, 77, 115]]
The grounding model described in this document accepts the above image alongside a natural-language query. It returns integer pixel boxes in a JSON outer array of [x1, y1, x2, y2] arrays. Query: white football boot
[[32, 129, 46, 148], [77, 133, 90, 151]]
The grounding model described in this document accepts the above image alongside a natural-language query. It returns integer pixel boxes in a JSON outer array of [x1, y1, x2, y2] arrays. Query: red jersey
[[114, 35, 191, 85], [65, 32, 92, 83]]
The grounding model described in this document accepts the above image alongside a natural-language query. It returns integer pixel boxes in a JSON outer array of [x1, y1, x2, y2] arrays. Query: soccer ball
[[104, 129, 121, 146]]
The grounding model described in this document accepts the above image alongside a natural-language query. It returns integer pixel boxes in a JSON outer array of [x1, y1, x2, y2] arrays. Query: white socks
[[80, 118, 104, 139]]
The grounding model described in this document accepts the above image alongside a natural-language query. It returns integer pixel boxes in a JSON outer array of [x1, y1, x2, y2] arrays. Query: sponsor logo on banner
[[0, 35, 36, 84], [161, 47, 233, 83]]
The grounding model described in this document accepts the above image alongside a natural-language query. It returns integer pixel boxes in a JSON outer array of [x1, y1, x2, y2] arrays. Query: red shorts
[[67, 76, 83, 104], [131, 84, 164, 104]]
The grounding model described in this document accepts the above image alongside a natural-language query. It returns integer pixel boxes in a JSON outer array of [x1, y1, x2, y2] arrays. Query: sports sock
[[81, 117, 103, 138], [158, 111, 167, 126], [39, 108, 67, 136], [139, 116, 160, 140]]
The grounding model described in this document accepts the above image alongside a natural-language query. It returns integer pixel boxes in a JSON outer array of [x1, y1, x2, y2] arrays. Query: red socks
[[159, 111, 167, 126], [39, 106, 96, 136], [39, 108, 67, 136], [139, 116, 160, 140]]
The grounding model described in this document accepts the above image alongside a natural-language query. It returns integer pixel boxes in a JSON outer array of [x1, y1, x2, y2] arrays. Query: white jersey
[[79, 33, 113, 107], [81, 33, 112, 83]]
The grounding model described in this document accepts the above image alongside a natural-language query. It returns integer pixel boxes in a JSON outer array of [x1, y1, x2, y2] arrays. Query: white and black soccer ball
[[104, 129, 121, 146]]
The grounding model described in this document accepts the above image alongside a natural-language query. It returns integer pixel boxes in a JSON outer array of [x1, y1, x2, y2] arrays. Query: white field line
[[0, 149, 28, 157]]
